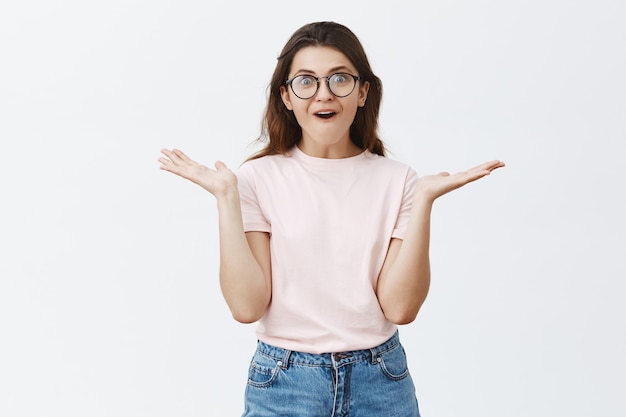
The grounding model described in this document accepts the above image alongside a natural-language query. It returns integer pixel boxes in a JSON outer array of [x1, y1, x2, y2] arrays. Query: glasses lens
[[329, 73, 356, 97], [291, 75, 317, 99]]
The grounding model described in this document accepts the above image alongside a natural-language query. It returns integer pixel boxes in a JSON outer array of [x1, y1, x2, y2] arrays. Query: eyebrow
[[293, 65, 355, 75]]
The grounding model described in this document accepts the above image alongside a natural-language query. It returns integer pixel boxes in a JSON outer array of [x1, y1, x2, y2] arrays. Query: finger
[[456, 163, 500, 181], [214, 160, 230, 171], [472, 160, 505, 173], [157, 156, 172, 166], [480, 160, 505, 173], [463, 170, 492, 182], [172, 149, 197, 165], [158, 157, 182, 174], [449, 168, 492, 186], [488, 160, 506, 171], [158, 155, 178, 170], [161, 148, 194, 167], [160, 148, 182, 164]]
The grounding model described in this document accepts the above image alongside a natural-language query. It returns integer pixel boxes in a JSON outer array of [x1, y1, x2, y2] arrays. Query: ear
[[280, 86, 293, 110], [358, 80, 370, 107]]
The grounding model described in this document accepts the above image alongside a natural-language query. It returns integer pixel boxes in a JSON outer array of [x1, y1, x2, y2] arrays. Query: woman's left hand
[[416, 160, 505, 203]]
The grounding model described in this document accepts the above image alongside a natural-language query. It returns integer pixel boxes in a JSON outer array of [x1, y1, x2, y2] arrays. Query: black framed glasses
[[285, 73, 361, 99]]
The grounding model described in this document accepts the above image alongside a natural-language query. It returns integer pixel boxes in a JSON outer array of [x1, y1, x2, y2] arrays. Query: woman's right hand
[[158, 148, 237, 198]]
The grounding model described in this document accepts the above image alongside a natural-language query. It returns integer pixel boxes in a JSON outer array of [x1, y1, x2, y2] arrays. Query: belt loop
[[369, 346, 379, 365], [280, 349, 292, 369], [369, 330, 399, 364]]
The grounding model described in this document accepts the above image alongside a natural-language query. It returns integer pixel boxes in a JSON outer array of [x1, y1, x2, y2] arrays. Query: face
[[280, 46, 369, 156]]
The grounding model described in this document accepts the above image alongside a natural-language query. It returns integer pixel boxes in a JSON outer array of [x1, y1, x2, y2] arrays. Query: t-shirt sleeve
[[391, 167, 418, 239], [236, 162, 271, 233]]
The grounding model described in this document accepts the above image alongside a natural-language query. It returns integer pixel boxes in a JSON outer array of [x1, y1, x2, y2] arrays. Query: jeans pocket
[[377, 344, 410, 381], [247, 351, 282, 388]]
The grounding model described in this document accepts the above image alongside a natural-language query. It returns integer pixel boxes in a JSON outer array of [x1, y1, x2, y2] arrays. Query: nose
[[315, 78, 334, 101]]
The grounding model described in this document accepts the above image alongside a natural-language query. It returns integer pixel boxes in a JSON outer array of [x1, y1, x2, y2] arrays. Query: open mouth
[[315, 111, 336, 119]]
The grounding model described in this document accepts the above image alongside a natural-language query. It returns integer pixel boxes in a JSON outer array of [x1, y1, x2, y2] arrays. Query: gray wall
[[1, 1, 624, 416]]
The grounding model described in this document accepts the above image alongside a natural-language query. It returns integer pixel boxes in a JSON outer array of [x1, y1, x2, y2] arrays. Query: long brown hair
[[248, 21, 385, 161]]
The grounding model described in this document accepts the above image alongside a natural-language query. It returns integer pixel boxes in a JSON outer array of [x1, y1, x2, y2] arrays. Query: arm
[[377, 160, 505, 325], [159, 149, 271, 323], [216, 191, 272, 323]]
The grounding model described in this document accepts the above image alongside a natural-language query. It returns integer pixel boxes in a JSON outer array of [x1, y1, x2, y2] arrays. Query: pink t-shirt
[[237, 146, 418, 354]]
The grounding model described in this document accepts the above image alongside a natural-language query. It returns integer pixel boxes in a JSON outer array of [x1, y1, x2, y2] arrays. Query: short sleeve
[[237, 162, 271, 233], [391, 167, 418, 239]]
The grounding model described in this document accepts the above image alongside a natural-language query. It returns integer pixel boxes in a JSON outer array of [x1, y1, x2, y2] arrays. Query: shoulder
[[362, 151, 417, 178], [238, 153, 290, 176]]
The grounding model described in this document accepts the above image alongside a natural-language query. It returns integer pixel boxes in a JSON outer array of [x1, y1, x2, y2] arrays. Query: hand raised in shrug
[[158, 149, 237, 198], [416, 160, 505, 204]]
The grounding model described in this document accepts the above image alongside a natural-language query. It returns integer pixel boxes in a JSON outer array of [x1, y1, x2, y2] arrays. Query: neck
[[297, 138, 363, 159]]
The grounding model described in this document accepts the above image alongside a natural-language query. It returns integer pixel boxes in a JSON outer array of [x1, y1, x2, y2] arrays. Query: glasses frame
[[285, 73, 361, 100]]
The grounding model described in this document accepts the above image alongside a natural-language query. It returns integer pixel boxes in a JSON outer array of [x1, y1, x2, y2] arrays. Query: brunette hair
[[248, 21, 385, 160]]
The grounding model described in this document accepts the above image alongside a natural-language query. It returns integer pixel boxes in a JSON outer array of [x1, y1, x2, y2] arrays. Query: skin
[[158, 46, 505, 324], [280, 46, 369, 159]]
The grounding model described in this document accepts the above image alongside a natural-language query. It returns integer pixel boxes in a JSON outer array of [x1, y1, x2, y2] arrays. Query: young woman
[[159, 21, 504, 417]]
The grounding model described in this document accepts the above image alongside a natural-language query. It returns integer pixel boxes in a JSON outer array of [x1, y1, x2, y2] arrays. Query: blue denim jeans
[[242, 331, 420, 417]]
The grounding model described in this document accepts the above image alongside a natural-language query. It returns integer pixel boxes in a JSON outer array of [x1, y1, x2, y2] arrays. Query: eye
[[332, 73, 348, 84], [296, 75, 316, 88]]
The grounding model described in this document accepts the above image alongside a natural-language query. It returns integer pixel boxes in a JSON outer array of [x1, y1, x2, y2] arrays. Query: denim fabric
[[242, 331, 420, 417]]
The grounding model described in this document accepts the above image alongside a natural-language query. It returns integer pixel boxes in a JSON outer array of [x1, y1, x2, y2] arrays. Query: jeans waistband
[[255, 331, 401, 368]]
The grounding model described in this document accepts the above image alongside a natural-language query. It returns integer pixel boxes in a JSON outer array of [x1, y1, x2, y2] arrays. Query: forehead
[[289, 46, 357, 75]]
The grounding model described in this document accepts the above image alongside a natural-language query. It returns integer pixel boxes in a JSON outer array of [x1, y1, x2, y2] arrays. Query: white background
[[1, 1, 624, 416]]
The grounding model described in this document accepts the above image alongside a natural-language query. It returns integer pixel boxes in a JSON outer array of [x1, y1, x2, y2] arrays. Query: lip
[[312, 109, 339, 118], [314, 108, 338, 112]]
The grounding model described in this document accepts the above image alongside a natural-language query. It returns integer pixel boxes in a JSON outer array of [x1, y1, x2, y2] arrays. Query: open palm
[[158, 149, 237, 197], [417, 160, 505, 202]]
